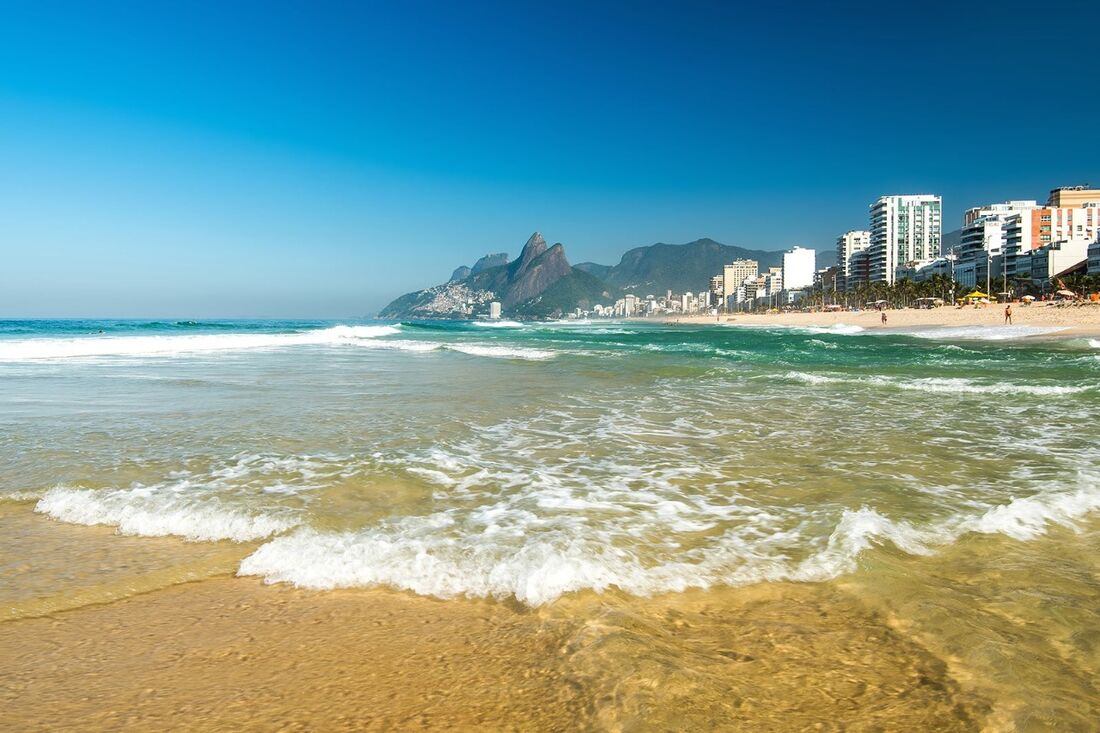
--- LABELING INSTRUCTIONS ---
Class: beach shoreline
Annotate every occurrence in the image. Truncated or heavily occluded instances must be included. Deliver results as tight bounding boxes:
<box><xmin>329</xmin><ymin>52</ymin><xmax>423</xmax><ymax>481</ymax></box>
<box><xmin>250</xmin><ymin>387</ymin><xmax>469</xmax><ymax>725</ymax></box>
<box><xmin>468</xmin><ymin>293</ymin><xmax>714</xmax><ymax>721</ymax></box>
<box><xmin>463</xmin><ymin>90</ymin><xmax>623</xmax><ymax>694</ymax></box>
<box><xmin>657</xmin><ymin>302</ymin><xmax>1100</xmax><ymax>338</ymax></box>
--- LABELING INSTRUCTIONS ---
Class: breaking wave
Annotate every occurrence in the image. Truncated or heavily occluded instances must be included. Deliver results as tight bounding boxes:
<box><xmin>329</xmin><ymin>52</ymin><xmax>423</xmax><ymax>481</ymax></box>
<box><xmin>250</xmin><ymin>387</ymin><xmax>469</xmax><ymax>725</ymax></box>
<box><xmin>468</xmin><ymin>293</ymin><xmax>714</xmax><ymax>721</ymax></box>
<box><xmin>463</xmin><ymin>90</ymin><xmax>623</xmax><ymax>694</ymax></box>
<box><xmin>237</xmin><ymin>473</ymin><xmax>1100</xmax><ymax>605</ymax></box>
<box><xmin>0</xmin><ymin>325</ymin><xmax>402</xmax><ymax>361</ymax></box>
<box><xmin>785</xmin><ymin>371</ymin><xmax>1090</xmax><ymax>396</ymax></box>
<box><xmin>906</xmin><ymin>325</ymin><xmax>1068</xmax><ymax>341</ymax></box>
<box><xmin>36</xmin><ymin>485</ymin><xmax>297</xmax><ymax>542</ymax></box>
<box><xmin>470</xmin><ymin>320</ymin><xmax>524</xmax><ymax>328</ymax></box>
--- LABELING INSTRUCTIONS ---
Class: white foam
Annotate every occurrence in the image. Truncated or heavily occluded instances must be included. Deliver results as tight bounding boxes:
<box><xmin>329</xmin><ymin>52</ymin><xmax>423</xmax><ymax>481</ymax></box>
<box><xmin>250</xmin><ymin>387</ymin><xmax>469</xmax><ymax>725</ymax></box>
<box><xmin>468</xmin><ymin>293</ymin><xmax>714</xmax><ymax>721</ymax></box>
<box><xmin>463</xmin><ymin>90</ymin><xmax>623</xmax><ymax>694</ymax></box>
<box><xmin>36</xmin><ymin>485</ymin><xmax>296</xmax><ymax>542</ymax></box>
<box><xmin>471</xmin><ymin>320</ymin><xmax>524</xmax><ymax>328</ymax></box>
<box><xmin>805</xmin><ymin>324</ymin><xmax>866</xmax><ymax>335</ymax></box>
<box><xmin>895</xmin><ymin>378</ymin><xmax>1088</xmax><ymax>396</ymax></box>
<box><xmin>238</xmin><ymin>477</ymin><xmax>1100</xmax><ymax>605</ymax></box>
<box><xmin>1089</xmin><ymin>339</ymin><xmax>1100</xmax><ymax>349</ymax></box>
<box><xmin>784</xmin><ymin>371</ymin><xmax>1089</xmax><ymax>396</ymax></box>
<box><xmin>445</xmin><ymin>344</ymin><xmax>555</xmax><ymax>360</ymax></box>
<box><xmin>907</xmin><ymin>325</ymin><xmax>1067</xmax><ymax>341</ymax></box>
<box><xmin>721</xmin><ymin>323</ymin><xmax>866</xmax><ymax>336</ymax></box>
<box><xmin>0</xmin><ymin>325</ymin><xmax>401</xmax><ymax>361</ymax></box>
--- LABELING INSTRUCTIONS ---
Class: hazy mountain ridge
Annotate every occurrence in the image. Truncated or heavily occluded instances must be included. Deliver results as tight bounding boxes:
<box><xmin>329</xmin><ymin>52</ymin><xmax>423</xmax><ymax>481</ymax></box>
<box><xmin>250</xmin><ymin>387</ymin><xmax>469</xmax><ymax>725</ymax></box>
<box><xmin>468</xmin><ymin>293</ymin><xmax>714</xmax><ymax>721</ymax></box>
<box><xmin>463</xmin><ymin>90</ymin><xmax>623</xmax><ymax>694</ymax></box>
<box><xmin>581</xmin><ymin>238</ymin><xmax>836</xmax><ymax>295</ymax></box>
<box><xmin>381</xmin><ymin>234</ymin><xmax>837</xmax><ymax>319</ymax></box>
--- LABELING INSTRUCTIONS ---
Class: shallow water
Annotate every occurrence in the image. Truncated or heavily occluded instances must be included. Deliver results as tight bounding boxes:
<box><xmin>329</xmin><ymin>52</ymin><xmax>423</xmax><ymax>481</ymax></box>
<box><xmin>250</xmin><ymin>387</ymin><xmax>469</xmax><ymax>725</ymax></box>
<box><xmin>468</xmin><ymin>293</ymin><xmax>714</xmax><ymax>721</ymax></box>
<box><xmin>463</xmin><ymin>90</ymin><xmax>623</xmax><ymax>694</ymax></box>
<box><xmin>2</xmin><ymin>318</ymin><xmax>1099</xmax><ymax>727</ymax></box>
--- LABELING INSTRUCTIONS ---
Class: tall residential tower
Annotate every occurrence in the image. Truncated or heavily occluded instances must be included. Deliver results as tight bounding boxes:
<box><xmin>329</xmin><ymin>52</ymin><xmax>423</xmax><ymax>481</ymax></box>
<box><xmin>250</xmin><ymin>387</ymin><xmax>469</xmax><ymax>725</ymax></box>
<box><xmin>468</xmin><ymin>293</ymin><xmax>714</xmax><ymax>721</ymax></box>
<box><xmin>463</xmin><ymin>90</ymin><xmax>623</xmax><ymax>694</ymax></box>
<box><xmin>836</xmin><ymin>230</ymin><xmax>870</xmax><ymax>291</ymax></box>
<box><xmin>868</xmin><ymin>195</ymin><xmax>942</xmax><ymax>284</ymax></box>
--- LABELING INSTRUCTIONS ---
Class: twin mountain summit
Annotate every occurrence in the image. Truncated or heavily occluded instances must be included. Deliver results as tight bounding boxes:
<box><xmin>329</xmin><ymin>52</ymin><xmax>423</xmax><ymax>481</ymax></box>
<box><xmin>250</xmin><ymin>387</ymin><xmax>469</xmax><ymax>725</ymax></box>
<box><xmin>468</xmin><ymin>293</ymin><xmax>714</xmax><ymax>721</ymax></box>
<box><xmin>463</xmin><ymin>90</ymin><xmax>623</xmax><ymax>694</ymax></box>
<box><xmin>380</xmin><ymin>232</ymin><xmax>842</xmax><ymax>320</ymax></box>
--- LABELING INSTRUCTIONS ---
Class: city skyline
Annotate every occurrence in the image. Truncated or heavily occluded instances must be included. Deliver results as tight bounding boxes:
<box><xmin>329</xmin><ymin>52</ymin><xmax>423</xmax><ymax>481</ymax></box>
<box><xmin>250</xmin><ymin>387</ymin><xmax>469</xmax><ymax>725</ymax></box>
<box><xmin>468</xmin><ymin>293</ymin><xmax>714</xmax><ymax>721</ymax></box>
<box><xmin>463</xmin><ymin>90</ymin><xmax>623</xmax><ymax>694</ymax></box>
<box><xmin>1</xmin><ymin>0</ymin><xmax>1097</xmax><ymax>317</ymax></box>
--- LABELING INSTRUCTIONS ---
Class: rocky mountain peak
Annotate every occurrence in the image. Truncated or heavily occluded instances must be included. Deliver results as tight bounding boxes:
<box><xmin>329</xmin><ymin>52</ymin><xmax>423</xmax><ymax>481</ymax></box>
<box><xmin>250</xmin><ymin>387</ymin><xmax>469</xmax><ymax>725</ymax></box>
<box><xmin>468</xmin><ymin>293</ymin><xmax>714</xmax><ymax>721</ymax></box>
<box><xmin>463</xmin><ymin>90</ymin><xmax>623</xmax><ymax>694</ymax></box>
<box><xmin>502</xmin><ymin>240</ymin><xmax>572</xmax><ymax>308</ymax></box>
<box><xmin>511</xmin><ymin>232</ymin><xmax>548</xmax><ymax>278</ymax></box>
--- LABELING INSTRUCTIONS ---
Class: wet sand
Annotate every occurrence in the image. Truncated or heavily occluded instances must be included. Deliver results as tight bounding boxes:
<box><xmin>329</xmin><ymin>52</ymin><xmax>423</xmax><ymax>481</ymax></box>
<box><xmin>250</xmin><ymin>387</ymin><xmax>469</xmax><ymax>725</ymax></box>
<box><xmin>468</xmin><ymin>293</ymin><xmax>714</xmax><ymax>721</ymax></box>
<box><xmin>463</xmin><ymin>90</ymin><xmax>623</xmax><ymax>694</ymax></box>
<box><xmin>0</xmin><ymin>506</ymin><xmax>985</xmax><ymax>731</ymax></box>
<box><xmin>0</xmin><ymin>574</ymin><xmax>984</xmax><ymax>732</ymax></box>
<box><xmin>664</xmin><ymin>302</ymin><xmax>1100</xmax><ymax>337</ymax></box>
<box><xmin>5</xmin><ymin>491</ymin><xmax>1100</xmax><ymax>730</ymax></box>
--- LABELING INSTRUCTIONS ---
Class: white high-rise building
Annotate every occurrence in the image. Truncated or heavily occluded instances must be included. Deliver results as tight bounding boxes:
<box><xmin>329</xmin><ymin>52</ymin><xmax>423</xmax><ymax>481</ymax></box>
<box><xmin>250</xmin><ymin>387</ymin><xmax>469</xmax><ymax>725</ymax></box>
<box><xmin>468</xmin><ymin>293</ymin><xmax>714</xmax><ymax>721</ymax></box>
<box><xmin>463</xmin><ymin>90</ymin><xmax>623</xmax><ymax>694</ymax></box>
<box><xmin>781</xmin><ymin>246</ymin><xmax>816</xmax><ymax>290</ymax></box>
<box><xmin>624</xmin><ymin>293</ymin><xmax>638</xmax><ymax>316</ymax></box>
<box><xmin>836</xmin><ymin>231</ymin><xmax>870</xmax><ymax>277</ymax></box>
<box><xmin>868</xmin><ymin>194</ymin><xmax>942</xmax><ymax>284</ymax></box>
<box><xmin>488</xmin><ymin>301</ymin><xmax>502</xmax><ymax>319</ymax></box>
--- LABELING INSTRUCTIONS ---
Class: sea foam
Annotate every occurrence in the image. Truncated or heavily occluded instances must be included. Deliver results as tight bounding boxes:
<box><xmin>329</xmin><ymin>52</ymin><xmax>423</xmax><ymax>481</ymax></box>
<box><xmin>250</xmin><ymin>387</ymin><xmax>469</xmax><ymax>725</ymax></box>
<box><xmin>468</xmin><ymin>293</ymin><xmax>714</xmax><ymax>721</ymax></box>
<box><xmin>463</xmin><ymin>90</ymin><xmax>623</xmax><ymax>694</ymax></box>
<box><xmin>0</xmin><ymin>325</ymin><xmax>401</xmax><ymax>361</ymax></box>
<box><xmin>906</xmin><ymin>325</ymin><xmax>1067</xmax><ymax>341</ymax></box>
<box><xmin>237</xmin><ymin>476</ymin><xmax>1100</xmax><ymax>605</ymax></box>
<box><xmin>784</xmin><ymin>371</ymin><xmax>1089</xmax><ymax>396</ymax></box>
<box><xmin>36</xmin><ymin>485</ymin><xmax>297</xmax><ymax>542</ymax></box>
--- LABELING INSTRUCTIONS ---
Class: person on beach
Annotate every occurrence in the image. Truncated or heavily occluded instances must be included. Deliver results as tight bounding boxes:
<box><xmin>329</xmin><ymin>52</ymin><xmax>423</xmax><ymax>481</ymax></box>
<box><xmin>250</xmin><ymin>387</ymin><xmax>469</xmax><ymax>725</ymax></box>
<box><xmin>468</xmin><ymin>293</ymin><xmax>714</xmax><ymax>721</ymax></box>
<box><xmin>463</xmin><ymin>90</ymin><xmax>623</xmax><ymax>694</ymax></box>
<box><xmin>1005</xmin><ymin>304</ymin><xmax>1012</xmax><ymax>324</ymax></box>
<box><xmin>881</xmin><ymin>311</ymin><xmax>887</xmax><ymax>325</ymax></box>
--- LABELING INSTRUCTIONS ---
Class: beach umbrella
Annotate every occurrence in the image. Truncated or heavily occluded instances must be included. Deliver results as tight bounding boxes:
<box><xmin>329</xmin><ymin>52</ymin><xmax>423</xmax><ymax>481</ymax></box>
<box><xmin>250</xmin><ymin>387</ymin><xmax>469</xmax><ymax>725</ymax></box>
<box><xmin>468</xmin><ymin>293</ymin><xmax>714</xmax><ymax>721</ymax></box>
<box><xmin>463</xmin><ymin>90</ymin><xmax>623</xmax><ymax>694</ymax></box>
<box><xmin>1021</xmin><ymin>295</ymin><xmax>1035</xmax><ymax>301</ymax></box>
<box><xmin>965</xmin><ymin>290</ymin><xmax>988</xmax><ymax>299</ymax></box>
<box><xmin>1056</xmin><ymin>289</ymin><xmax>1076</xmax><ymax>297</ymax></box>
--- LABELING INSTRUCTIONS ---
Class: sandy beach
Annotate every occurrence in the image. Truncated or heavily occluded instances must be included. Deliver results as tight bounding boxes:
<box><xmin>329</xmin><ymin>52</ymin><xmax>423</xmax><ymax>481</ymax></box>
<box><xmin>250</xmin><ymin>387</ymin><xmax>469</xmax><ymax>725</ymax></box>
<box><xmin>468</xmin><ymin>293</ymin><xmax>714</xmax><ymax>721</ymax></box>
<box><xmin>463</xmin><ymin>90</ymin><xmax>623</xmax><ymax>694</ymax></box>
<box><xmin>0</xmin><ymin>509</ymin><xmax>985</xmax><ymax>732</ymax></box>
<box><xmin>665</xmin><ymin>302</ymin><xmax>1100</xmax><ymax>337</ymax></box>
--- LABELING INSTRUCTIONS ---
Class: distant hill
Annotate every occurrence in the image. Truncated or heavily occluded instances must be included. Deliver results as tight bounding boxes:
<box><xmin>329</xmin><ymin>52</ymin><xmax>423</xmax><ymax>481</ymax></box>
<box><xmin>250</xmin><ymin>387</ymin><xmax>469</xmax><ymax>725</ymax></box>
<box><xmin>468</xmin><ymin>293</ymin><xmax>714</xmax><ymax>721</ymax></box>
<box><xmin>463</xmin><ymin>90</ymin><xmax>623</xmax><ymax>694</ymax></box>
<box><xmin>580</xmin><ymin>238</ymin><xmax>836</xmax><ymax>295</ymax></box>
<box><xmin>381</xmin><ymin>234</ymin><xmax>841</xmax><ymax>319</ymax></box>
<box><xmin>941</xmin><ymin>228</ymin><xmax>962</xmax><ymax>255</ymax></box>
<box><xmin>380</xmin><ymin>233</ymin><xmax>615</xmax><ymax>319</ymax></box>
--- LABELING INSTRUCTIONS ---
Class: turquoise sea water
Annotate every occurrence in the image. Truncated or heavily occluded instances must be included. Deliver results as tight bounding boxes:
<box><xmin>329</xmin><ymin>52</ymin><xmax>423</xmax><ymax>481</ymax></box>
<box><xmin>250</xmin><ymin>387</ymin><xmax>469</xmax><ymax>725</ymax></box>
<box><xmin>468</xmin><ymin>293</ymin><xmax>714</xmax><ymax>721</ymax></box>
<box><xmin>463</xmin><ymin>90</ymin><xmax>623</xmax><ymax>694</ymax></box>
<box><xmin>2</xmin><ymin>317</ymin><xmax>1099</xmax><ymax>598</ymax></box>
<box><xmin>3</xmin><ymin>317</ymin><xmax>1100</xmax><ymax>725</ymax></box>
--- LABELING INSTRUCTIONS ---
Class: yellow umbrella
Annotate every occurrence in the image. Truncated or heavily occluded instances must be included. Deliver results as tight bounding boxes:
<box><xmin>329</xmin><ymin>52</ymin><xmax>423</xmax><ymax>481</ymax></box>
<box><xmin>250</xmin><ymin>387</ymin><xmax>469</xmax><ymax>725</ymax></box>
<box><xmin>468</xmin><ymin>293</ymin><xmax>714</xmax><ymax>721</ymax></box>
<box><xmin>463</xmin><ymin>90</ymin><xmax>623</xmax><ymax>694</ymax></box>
<box><xmin>965</xmin><ymin>290</ymin><xmax>988</xmax><ymax>299</ymax></box>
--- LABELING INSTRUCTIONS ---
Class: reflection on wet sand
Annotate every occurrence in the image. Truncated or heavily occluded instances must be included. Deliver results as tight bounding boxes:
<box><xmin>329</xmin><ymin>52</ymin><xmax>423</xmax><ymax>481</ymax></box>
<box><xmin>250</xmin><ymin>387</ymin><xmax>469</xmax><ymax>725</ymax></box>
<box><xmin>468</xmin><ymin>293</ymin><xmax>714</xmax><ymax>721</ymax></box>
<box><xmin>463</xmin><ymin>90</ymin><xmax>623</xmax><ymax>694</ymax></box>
<box><xmin>1</xmin><ymin>576</ymin><xmax>980</xmax><ymax>731</ymax></box>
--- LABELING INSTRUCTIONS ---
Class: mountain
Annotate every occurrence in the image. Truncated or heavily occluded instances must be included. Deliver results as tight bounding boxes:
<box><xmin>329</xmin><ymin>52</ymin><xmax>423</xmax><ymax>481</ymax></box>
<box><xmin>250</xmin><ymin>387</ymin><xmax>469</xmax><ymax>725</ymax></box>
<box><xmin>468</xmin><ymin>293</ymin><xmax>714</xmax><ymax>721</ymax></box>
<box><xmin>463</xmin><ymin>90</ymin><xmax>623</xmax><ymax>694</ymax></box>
<box><xmin>380</xmin><ymin>232</ymin><xmax>614</xmax><ymax>319</ymax></box>
<box><xmin>942</xmin><ymin>228</ymin><xmax>962</xmax><ymax>254</ymax></box>
<box><xmin>471</xmin><ymin>252</ymin><xmax>509</xmax><ymax>274</ymax></box>
<box><xmin>449</xmin><ymin>265</ymin><xmax>472</xmax><ymax>281</ymax></box>
<box><xmin>581</xmin><ymin>238</ymin><xmax>837</xmax><ymax>295</ymax></box>
<box><xmin>574</xmin><ymin>262</ymin><xmax>612</xmax><ymax>281</ymax></box>
<box><xmin>511</xmin><ymin>269</ymin><xmax>618</xmax><ymax>318</ymax></box>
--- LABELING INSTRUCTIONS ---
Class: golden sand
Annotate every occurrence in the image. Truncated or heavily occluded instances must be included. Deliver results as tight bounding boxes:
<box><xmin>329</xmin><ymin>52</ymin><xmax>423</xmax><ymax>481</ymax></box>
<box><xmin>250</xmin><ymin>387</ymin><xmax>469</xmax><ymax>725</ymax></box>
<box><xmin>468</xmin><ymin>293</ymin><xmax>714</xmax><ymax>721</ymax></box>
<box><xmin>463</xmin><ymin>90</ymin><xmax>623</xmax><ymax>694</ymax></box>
<box><xmin>0</xmin><ymin>575</ymin><xmax>990</xmax><ymax>732</ymax></box>
<box><xmin>6</xmin><ymin>501</ymin><xmax>1100</xmax><ymax>730</ymax></box>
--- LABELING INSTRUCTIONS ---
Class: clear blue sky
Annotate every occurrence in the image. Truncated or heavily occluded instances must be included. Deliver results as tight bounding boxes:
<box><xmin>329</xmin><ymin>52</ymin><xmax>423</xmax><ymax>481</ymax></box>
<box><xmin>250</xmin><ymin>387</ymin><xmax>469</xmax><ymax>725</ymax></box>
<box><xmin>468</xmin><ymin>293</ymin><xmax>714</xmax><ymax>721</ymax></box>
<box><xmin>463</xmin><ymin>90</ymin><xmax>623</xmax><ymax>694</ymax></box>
<box><xmin>1</xmin><ymin>0</ymin><xmax>1096</xmax><ymax>317</ymax></box>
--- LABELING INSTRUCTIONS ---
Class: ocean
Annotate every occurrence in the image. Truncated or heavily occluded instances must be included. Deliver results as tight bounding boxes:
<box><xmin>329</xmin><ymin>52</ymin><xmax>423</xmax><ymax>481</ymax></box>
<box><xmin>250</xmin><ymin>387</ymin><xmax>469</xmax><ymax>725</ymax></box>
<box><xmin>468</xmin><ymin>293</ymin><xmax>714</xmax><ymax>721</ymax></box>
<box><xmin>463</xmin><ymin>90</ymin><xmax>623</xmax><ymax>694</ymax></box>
<box><xmin>2</xmin><ymin>318</ymin><xmax>1099</xmax><ymax>727</ymax></box>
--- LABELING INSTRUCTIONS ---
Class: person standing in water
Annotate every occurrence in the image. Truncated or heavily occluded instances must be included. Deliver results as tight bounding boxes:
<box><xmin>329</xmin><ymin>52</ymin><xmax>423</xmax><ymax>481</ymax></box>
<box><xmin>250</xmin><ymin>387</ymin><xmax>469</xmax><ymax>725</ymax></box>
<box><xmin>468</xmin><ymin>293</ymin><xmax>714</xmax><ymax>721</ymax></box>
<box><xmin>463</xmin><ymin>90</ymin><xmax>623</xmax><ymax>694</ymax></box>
<box><xmin>1005</xmin><ymin>304</ymin><xmax>1012</xmax><ymax>324</ymax></box>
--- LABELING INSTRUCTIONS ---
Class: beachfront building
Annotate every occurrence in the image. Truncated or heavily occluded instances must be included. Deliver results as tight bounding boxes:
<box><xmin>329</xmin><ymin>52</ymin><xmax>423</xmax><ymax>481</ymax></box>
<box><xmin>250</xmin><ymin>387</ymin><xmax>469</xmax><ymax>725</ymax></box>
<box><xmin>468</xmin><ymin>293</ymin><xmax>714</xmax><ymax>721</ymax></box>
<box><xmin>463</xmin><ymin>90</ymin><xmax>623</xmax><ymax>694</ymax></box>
<box><xmin>868</xmin><ymin>194</ymin><xmax>942</xmax><ymax>284</ymax></box>
<box><xmin>489</xmin><ymin>301</ymin><xmax>502</xmax><ymax>319</ymax></box>
<box><xmin>1089</xmin><ymin>240</ymin><xmax>1100</xmax><ymax>275</ymax></box>
<box><xmin>835</xmin><ymin>230</ymin><xmax>870</xmax><ymax>291</ymax></box>
<box><xmin>1003</xmin><ymin>204</ymin><xmax>1100</xmax><ymax>279</ymax></box>
<box><xmin>955</xmin><ymin>201</ymin><xmax>1038</xmax><ymax>289</ymax></box>
<box><xmin>722</xmin><ymin>259</ymin><xmax>758</xmax><ymax>308</ymax></box>
<box><xmin>846</xmin><ymin>249</ymin><xmax>870</xmax><ymax>290</ymax></box>
<box><xmin>895</xmin><ymin>257</ymin><xmax>952</xmax><ymax>283</ymax></box>
<box><xmin>781</xmin><ymin>246</ymin><xmax>816</xmax><ymax>290</ymax></box>
<box><xmin>1014</xmin><ymin>239</ymin><xmax>1092</xmax><ymax>285</ymax></box>
<box><xmin>1048</xmin><ymin>185</ymin><xmax>1100</xmax><ymax>208</ymax></box>
<box><xmin>624</xmin><ymin>294</ymin><xmax>638</xmax><ymax>316</ymax></box>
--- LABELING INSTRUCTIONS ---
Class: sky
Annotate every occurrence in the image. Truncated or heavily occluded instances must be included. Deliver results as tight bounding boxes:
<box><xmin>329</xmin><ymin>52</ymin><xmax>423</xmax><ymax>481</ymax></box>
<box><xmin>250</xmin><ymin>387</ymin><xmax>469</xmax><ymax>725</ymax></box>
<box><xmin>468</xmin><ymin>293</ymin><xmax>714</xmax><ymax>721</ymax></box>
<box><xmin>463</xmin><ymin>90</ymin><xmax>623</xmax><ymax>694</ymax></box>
<box><xmin>1</xmin><ymin>0</ymin><xmax>1097</xmax><ymax>317</ymax></box>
